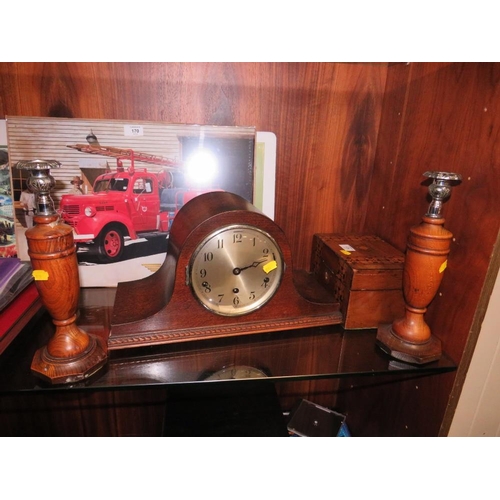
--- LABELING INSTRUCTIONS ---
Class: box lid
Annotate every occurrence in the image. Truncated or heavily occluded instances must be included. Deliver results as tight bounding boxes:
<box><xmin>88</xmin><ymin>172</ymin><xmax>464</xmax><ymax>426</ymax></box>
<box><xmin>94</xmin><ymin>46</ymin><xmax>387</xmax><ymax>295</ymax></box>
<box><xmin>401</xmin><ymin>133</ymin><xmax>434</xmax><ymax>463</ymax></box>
<box><xmin>315</xmin><ymin>234</ymin><xmax>405</xmax><ymax>271</ymax></box>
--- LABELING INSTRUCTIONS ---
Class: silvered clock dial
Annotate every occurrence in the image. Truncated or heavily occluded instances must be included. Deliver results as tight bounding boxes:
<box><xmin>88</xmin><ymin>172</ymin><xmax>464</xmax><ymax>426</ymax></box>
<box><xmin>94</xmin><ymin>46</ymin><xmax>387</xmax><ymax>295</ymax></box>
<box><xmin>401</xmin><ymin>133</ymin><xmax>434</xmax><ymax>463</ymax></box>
<box><xmin>189</xmin><ymin>224</ymin><xmax>284</xmax><ymax>316</ymax></box>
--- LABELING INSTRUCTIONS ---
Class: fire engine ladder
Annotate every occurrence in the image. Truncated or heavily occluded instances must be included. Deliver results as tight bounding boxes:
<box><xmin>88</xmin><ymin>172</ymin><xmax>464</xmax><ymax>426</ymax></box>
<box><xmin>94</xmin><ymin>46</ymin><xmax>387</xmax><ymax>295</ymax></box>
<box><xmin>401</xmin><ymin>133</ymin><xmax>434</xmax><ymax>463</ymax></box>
<box><xmin>67</xmin><ymin>144</ymin><xmax>180</xmax><ymax>170</ymax></box>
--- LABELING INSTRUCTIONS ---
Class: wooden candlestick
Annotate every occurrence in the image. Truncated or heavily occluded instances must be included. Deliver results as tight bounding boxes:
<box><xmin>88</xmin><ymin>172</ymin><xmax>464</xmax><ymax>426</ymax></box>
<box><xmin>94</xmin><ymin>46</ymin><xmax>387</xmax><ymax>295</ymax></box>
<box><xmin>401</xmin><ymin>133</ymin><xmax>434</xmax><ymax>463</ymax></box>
<box><xmin>16</xmin><ymin>160</ymin><xmax>107</xmax><ymax>384</ymax></box>
<box><xmin>376</xmin><ymin>171</ymin><xmax>461</xmax><ymax>364</ymax></box>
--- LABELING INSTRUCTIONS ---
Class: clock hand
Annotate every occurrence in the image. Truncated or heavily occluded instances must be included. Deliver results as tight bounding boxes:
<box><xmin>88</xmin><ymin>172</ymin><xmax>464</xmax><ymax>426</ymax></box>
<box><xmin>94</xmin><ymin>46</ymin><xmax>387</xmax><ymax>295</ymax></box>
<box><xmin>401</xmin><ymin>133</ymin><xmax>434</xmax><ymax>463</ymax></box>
<box><xmin>233</xmin><ymin>258</ymin><xmax>267</xmax><ymax>275</ymax></box>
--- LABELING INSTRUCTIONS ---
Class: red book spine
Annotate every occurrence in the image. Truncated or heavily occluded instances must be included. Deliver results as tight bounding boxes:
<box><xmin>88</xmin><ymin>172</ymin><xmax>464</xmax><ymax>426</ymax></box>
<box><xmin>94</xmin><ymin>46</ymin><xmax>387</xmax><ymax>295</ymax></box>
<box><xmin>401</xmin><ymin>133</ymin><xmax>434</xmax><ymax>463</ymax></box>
<box><xmin>0</xmin><ymin>283</ymin><xmax>42</xmax><ymax>354</ymax></box>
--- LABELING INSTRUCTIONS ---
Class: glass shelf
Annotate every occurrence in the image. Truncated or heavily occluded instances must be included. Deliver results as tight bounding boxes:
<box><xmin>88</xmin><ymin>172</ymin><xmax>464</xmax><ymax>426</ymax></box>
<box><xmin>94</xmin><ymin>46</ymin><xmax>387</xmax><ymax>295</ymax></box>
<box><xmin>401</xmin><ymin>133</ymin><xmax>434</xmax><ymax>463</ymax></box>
<box><xmin>0</xmin><ymin>287</ymin><xmax>456</xmax><ymax>394</ymax></box>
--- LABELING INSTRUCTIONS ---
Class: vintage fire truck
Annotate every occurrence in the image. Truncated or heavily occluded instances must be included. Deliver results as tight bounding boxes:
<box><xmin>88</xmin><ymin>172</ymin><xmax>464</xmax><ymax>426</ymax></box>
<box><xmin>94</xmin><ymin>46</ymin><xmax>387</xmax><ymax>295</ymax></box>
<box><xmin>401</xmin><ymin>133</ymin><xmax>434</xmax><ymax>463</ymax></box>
<box><xmin>59</xmin><ymin>139</ymin><xmax>213</xmax><ymax>263</ymax></box>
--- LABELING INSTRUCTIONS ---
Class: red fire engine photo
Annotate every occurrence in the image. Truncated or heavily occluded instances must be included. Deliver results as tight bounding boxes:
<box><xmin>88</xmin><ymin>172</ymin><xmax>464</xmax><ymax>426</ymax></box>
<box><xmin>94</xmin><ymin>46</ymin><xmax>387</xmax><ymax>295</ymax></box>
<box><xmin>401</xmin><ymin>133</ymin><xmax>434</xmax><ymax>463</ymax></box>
<box><xmin>60</xmin><ymin>132</ymin><xmax>219</xmax><ymax>263</ymax></box>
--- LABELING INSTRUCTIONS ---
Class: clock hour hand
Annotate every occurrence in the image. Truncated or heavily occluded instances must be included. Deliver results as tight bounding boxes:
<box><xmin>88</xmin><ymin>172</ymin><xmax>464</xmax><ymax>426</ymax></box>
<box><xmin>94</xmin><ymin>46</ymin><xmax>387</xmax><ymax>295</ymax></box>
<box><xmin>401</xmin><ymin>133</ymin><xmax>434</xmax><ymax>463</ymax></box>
<box><xmin>233</xmin><ymin>258</ymin><xmax>267</xmax><ymax>275</ymax></box>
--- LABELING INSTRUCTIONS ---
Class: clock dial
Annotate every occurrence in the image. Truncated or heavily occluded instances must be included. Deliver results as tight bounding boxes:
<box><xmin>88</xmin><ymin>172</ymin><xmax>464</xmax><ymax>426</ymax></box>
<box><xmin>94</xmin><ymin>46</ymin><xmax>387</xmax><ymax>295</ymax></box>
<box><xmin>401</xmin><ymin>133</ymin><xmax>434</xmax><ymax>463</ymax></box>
<box><xmin>189</xmin><ymin>224</ymin><xmax>284</xmax><ymax>316</ymax></box>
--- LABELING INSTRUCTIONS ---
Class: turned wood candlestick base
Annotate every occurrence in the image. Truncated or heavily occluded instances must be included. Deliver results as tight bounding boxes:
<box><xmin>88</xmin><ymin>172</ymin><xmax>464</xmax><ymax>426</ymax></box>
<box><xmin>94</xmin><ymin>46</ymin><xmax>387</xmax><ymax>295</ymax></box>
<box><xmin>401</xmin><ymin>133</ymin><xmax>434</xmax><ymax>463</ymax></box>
<box><xmin>27</xmin><ymin>214</ymin><xmax>107</xmax><ymax>384</ymax></box>
<box><xmin>376</xmin><ymin>171</ymin><xmax>461</xmax><ymax>364</ymax></box>
<box><xmin>31</xmin><ymin>323</ymin><xmax>107</xmax><ymax>385</ymax></box>
<box><xmin>376</xmin><ymin>321</ymin><xmax>443</xmax><ymax>364</ymax></box>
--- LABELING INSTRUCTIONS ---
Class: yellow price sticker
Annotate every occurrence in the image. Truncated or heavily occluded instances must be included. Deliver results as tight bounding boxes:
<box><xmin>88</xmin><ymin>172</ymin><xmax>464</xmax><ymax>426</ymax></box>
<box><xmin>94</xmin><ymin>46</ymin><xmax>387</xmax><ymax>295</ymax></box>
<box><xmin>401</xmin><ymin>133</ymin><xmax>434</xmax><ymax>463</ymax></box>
<box><xmin>263</xmin><ymin>260</ymin><xmax>278</xmax><ymax>274</ymax></box>
<box><xmin>32</xmin><ymin>269</ymin><xmax>49</xmax><ymax>281</ymax></box>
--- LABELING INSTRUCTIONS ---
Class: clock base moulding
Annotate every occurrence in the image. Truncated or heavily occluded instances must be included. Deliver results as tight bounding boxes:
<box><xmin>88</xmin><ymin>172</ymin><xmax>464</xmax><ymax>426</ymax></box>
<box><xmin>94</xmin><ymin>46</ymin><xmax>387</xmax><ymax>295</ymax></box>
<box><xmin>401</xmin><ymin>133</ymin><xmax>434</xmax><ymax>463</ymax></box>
<box><xmin>109</xmin><ymin>191</ymin><xmax>342</xmax><ymax>351</ymax></box>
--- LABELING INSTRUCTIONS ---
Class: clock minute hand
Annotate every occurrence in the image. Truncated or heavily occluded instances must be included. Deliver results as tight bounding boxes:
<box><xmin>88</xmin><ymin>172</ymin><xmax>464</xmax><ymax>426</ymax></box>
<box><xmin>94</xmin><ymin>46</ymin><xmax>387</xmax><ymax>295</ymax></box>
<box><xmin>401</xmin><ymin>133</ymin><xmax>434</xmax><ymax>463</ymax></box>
<box><xmin>233</xmin><ymin>258</ymin><xmax>267</xmax><ymax>275</ymax></box>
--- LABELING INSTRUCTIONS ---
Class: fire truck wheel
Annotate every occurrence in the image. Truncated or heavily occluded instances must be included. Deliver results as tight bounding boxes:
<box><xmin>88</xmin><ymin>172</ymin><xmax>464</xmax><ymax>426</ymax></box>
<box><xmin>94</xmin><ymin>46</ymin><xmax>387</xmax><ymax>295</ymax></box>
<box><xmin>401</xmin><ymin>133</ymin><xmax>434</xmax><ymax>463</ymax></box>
<box><xmin>97</xmin><ymin>224</ymin><xmax>125</xmax><ymax>262</ymax></box>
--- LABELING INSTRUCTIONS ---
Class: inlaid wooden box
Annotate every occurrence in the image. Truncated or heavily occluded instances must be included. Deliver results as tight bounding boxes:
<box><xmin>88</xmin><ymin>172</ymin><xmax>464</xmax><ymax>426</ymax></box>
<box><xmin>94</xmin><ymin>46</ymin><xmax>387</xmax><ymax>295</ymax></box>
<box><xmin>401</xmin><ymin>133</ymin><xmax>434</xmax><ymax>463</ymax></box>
<box><xmin>311</xmin><ymin>234</ymin><xmax>405</xmax><ymax>329</ymax></box>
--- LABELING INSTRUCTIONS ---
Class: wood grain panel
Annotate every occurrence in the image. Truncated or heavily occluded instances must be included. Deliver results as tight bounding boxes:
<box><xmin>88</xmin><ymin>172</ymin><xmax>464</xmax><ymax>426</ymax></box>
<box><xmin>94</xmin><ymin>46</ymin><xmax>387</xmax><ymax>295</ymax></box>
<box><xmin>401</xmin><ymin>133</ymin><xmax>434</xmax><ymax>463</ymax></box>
<box><xmin>255</xmin><ymin>63</ymin><xmax>388</xmax><ymax>269</ymax></box>
<box><xmin>364</xmin><ymin>61</ymin><xmax>412</xmax><ymax>244</ymax></box>
<box><xmin>1</xmin><ymin>63</ymin><xmax>256</xmax><ymax>123</ymax></box>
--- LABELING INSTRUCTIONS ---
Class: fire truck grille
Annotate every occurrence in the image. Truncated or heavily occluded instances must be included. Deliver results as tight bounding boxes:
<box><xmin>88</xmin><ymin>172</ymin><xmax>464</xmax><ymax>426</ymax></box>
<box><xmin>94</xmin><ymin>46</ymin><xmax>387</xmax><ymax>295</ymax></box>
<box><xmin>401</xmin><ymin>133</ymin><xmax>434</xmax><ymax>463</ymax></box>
<box><xmin>62</xmin><ymin>205</ymin><xmax>80</xmax><ymax>215</ymax></box>
<box><xmin>96</xmin><ymin>206</ymin><xmax>115</xmax><ymax>211</ymax></box>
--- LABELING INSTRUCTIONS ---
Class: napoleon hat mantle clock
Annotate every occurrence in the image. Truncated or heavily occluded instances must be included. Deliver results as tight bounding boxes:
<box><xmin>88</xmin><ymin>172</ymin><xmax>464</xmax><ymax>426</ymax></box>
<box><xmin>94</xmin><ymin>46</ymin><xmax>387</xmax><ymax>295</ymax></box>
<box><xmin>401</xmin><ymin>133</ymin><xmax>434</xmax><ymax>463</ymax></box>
<box><xmin>109</xmin><ymin>191</ymin><xmax>343</xmax><ymax>350</ymax></box>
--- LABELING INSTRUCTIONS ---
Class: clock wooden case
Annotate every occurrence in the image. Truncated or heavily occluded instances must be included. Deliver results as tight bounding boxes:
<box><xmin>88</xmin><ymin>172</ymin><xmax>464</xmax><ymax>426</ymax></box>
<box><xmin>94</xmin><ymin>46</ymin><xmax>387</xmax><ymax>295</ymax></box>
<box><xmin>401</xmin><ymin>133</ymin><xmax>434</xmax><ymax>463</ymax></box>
<box><xmin>109</xmin><ymin>191</ymin><xmax>342</xmax><ymax>350</ymax></box>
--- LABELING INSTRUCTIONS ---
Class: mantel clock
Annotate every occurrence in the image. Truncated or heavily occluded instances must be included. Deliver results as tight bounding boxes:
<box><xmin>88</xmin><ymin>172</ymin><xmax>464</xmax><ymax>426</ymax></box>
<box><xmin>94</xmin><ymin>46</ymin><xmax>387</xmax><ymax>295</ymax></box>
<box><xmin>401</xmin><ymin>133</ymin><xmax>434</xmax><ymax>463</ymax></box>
<box><xmin>109</xmin><ymin>191</ymin><xmax>342</xmax><ymax>350</ymax></box>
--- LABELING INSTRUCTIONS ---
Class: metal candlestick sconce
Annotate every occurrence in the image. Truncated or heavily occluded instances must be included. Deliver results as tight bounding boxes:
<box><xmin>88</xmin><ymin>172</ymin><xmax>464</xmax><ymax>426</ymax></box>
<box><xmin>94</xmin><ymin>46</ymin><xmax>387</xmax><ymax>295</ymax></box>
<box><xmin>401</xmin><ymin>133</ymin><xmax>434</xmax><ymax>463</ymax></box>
<box><xmin>16</xmin><ymin>159</ymin><xmax>107</xmax><ymax>384</ymax></box>
<box><xmin>376</xmin><ymin>171</ymin><xmax>462</xmax><ymax>364</ymax></box>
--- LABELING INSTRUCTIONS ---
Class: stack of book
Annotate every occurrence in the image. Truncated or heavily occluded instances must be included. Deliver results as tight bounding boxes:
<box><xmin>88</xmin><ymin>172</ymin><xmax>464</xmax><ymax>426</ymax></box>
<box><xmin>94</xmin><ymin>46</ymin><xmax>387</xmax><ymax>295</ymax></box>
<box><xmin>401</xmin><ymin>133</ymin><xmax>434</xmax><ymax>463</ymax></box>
<box><xmin>0</xmin><ymin>258</ymin><xmax>33</xmax><ymax>312</ymax></box>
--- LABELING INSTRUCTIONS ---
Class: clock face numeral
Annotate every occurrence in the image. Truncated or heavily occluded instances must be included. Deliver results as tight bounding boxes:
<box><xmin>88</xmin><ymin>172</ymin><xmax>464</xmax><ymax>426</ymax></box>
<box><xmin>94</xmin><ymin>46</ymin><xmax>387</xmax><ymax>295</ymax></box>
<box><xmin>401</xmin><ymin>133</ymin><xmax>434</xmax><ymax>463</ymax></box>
<box><xmin>189</xmin><ymin>224</ymin><xmax>284</xmax><ymax>316</ymax></box>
